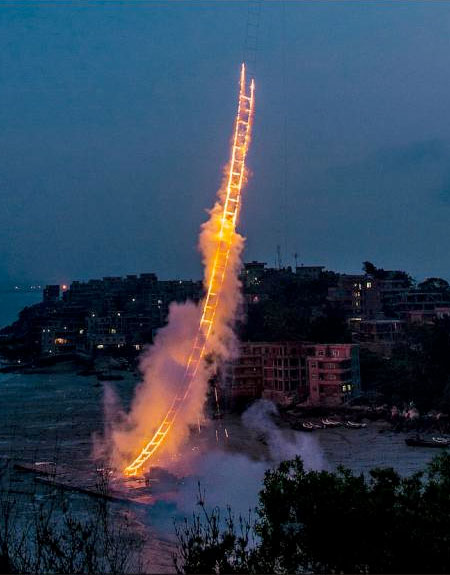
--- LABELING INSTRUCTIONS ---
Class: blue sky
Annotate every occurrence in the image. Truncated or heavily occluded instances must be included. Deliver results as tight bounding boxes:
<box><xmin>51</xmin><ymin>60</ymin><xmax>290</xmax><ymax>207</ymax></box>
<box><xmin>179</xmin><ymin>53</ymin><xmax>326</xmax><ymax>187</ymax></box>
<box><xmin>1</xmin><ymin>1</ymin><xmax>449</xmax><ymax>283</ymax></box>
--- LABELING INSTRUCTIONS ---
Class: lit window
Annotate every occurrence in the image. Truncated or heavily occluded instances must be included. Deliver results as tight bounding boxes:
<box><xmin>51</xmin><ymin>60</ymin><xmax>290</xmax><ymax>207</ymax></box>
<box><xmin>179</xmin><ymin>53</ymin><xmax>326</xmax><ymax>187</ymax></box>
<box><xmin>367</xmin><ymin>282</ymin><xmax>372</xmax><ymax>288</ymax></box>
<box><xmin>97</xmin><ymin>344</ymin><xmax>104</xmax><ymax>349</ymax></box>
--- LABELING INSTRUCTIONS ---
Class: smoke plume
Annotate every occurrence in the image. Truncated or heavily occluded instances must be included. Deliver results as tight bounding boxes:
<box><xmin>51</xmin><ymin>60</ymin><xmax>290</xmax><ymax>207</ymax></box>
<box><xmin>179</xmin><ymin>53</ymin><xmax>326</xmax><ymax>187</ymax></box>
<box><xmin>101</xmin><ymin>65</ymin><xmax>254</xmax><ymax>473</ymax></box>
<box><xmin>106</xmin><ymin>170</ymin><xmax>245</xmax><ymax>470</ymax></box>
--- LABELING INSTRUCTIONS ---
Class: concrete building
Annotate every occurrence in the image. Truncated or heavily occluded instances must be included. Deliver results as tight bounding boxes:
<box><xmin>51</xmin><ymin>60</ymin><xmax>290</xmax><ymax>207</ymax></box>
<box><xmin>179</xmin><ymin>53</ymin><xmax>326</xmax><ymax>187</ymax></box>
<box><xmin>327</xmin><ymin>271</ymin><xmax>414</xmax><ymax>320</ymax></box>
<box><xmin>377</xmin><ymin>273</ymin><xmax>412</xmax><ymax>309</ymax></box>
<box><xmin>391</xmin><ymin>291</ymin><xmax>450</xmax><ymax>322</ymax></box>
<box><xmin>228</xmin><ymin>341</ymin><xmax>360</xmax><ymax>407</ymax></box>
<box><xmin>436</xmin><ymin>307</ymin><xmax>450</xmax><ymax>320</ymax></box>
<box><xmin>241</xmin><ymin>261</ymin><xmax>267</xmax><ymax>289</ymax></box>
<box><xmin>40</xmin><ymin>311</ymin><xmax>86</xmax><ymax>355</ymax></box>
<box><xmin>295</xmin><ymin>265</ymin><xmax>325</xmax><ymax>281</ymax></box>
<box><xmin>306</xmin><ymin>343</ymin><xmax>360</xmax><ymax>407</ymax></box>
<box><xmin>327</xmin><ymin>274</ymin><xmax>367</xmax><ymax>317</ymax></box>
<box><xmin>43</xmin><ymin>285</ymin><xmax>60</xmax><ymax>304</ymax></box>
<box><xmin>349</xmin><ymin>318</ymin><xmax>405</xmax><ymax>357</ymax></box>
<box><xmin>40</xmin><ymin>273</ymin><xmax>203</xmax><ymax>355</ymax></box>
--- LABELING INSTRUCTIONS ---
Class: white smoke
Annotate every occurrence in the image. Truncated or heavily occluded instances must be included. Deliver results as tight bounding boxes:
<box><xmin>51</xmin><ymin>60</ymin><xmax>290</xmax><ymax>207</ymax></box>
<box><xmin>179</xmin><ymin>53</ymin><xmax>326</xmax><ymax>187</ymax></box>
<box><xmin>242</xmin><ymin>400</ymin><xmax>326</xmax><ymax>470</ymax></box>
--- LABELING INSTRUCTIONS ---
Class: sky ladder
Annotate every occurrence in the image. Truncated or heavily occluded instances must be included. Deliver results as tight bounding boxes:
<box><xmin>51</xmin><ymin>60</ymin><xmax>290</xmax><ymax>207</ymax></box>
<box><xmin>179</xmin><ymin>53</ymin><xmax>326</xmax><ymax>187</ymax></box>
<box><xmin>124</xmin><ymin>64</ymin><xmax>255</xmax><ymax>476</ymax></box>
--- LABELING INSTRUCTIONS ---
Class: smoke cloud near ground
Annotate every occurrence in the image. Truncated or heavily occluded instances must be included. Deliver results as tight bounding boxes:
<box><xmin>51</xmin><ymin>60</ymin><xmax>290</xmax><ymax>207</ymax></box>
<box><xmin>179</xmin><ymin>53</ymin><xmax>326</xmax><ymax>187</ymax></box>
<box><xmin>152</xmin><ymin>400</ymin><xmax>326</xmax><ymax>532</ymax></box>
<box><xmin>242</xmin><ymin>400</ymin><xmax>326</xmax><ymax>469</ymax></box>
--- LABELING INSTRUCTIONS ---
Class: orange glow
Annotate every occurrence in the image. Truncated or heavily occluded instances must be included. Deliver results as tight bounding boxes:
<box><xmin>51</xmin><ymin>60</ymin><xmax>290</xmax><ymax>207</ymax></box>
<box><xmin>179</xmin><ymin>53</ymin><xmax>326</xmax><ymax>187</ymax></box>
<box><xmin>61</xmin><ymin>284</ymin><xmax>68</xmax><ymax>291</ymax></box>
<box><xmin>124</xmin><ymin>64</ymin><xmax>255</xmax><ymax>476</ymax></box>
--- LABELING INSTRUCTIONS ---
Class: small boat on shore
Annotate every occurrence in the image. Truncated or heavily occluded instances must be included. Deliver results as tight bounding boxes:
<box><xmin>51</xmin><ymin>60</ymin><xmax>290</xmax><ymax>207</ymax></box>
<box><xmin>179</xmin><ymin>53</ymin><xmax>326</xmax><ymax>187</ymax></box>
<box><xmin>301</xmin><ymin>422</ymin><xmax>315</xmax><ymax>431</ymax></box>
<box><xmin>301</xmin><ymin>421</ymin><xmax>323</xmax><ymax>431</ymax></box>
<box><xmin>322</xmin><ymin>418</ymin><xmax>342</xmax><ymax>427</ymax></box>
<box><xmin>405</xmin><ymin>435</ymin><xmax>450</xmax><ymax>448</ymax></box>
<box><xmin>433</xmin><ymin>436</ymin><xmax>450</xmax><ymax>444</ymax></box>
<box><xmin>345</xmin><ymin>421</ymin><xmax>367</xmax><ymax>429</ymax></box>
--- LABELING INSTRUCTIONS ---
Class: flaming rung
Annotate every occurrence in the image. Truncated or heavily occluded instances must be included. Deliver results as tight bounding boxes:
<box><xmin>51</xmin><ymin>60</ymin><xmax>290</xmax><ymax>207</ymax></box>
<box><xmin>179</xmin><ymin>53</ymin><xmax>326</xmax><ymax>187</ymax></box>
<box><xmin>123</xmin><ymin>64</ymin><xmax>254</xmax><ymax>476</ymax></box>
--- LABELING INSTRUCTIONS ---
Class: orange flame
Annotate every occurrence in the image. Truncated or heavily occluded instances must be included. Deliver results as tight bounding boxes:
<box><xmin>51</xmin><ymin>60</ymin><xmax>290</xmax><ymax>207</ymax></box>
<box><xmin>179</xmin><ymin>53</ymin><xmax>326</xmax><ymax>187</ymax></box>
<box><xmin>123</xmin><ymin>64</ymin><xmax>255</xmax><ymax>476</ymax></box>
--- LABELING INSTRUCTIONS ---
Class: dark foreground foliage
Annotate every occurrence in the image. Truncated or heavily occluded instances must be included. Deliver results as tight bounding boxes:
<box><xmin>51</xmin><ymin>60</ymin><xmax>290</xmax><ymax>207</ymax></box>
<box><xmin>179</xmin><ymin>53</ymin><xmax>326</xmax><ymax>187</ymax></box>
<box><xmin>175</xmin><ymin>453</ymin><xmax>450</xmax><ymax>574</ymax></box>
<box><xmin>0</xmin><ymin>470</ymin><xmax>145</xmax><ymax>574</ymax></box>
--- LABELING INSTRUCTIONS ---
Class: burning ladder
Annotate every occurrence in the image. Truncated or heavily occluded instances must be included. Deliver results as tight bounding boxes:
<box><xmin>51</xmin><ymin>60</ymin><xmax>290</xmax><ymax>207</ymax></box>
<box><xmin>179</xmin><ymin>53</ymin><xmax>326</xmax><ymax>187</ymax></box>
<box><xmin>124</xmin><ymin>64</ymin><xmax>255</xmax><ymax>476</ymax></box>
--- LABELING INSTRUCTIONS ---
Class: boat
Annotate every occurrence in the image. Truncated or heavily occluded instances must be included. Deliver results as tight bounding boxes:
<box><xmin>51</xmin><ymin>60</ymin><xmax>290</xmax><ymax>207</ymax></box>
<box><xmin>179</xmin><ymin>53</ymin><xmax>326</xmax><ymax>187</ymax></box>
<box><xmin>300</xmin><ymin>422</ymin><xmax>315</xmax><ymax>432</ymax></box>
<box><xmin>345</xmin><ymin>421</ymin><xmax>367</xmax><ymax>429</ymax></box>
<box><xmin>432</xmin><ymin>436</ymin><xmax>450</xmax><ymax>444</ymax></box>
<box><xmin>322</xmin><ymin>418</ymin><xmax>342</xmax><ymax>427</ymax></box>
<box><xmin>405</xmin><ymin>435</ymin><xmax>450</xmax><ymax>448</ymax></box>
<box><xmin>306</xmin><ymin>421</ymin><xmax>324</xmax><ymax>430</ymax></box>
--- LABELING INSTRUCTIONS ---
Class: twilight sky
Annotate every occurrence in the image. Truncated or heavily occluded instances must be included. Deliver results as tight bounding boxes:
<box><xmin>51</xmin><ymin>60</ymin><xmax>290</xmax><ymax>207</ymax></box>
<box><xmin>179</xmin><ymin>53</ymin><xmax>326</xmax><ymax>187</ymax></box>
<box><xmin>1</xmin><ymin>1</ymin><xmax>450</xmax><ymax>284</ymax></box>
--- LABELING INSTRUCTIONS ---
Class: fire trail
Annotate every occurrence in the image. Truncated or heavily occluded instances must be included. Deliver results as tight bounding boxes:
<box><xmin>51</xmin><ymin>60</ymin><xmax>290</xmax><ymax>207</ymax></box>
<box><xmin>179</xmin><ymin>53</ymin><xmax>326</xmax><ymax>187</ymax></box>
<box><xmin>124</xmin><ymin>64</ymin><xmax>255</xmax><ymax>477</ymax></box>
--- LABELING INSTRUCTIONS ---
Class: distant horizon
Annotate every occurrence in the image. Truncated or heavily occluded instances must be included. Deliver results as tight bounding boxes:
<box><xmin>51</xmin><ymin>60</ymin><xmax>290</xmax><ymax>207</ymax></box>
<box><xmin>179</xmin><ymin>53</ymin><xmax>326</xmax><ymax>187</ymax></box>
<box><xmin>2</xmin><ymin>256</ymin><xmax>449</xmax><ymax>288</ymax></box>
